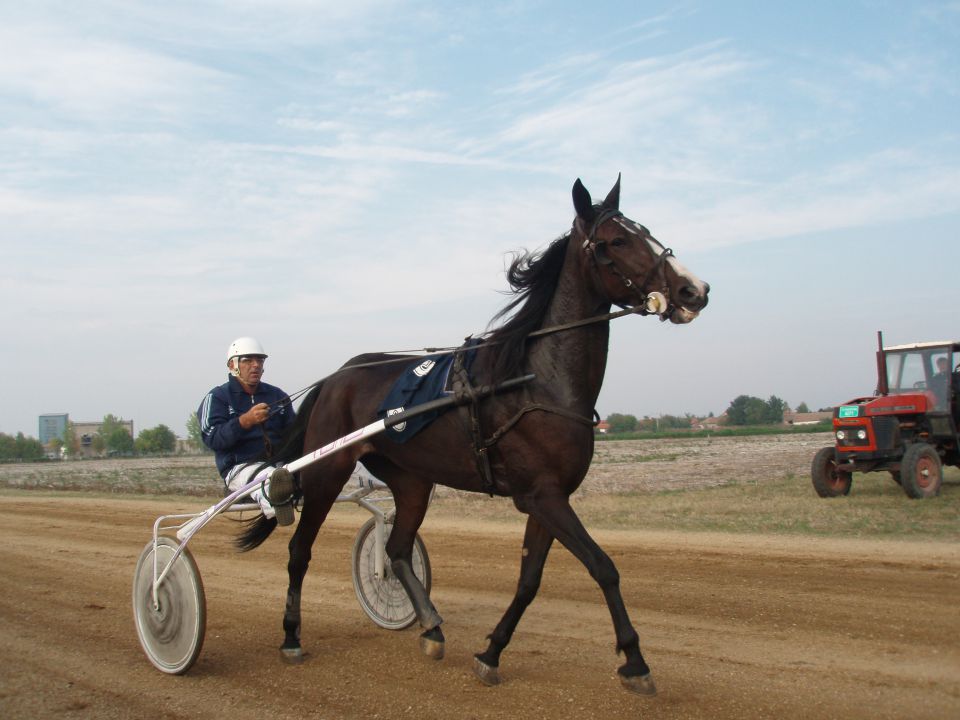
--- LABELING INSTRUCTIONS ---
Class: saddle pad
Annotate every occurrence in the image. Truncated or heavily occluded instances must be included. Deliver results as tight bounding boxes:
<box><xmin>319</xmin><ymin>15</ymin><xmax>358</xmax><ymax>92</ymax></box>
<box><xmin>377</xmin><ymin>344</ymin><xmax>478</xmax><ymax>443</ymax></box>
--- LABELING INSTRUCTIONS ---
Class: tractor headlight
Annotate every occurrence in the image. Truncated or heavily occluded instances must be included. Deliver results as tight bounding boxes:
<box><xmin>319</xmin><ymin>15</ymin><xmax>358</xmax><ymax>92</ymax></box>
<box><xmin>836</xmin><ymin>430</ymin><xmax>846</xmax><ymax>441</ymax></box>
<box><xmin>856</xmin><ymin>429</ymin><xmax>867</xmax><ymax>440</ymax></box>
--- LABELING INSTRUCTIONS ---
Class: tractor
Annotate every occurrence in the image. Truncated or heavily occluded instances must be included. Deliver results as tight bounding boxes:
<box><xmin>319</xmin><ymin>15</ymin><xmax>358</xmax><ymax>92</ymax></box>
<box><xmin>812</xmin><ymin>332</ymin><xmax>960</xmax><ymax>499</ymax></box>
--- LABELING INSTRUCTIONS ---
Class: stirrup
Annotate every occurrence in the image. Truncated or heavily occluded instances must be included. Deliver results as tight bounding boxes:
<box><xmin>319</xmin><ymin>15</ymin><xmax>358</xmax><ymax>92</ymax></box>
<box><xmin>268</xmin><ymin>467</ymin><xmax>295</xmax><ymax>527</ymax></box>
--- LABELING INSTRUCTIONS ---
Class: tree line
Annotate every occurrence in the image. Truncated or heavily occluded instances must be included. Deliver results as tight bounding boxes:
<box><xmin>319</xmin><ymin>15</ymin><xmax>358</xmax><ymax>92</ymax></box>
<box><xmin>603</xmin><ymin>395</ymin><xmax>815</xmax><ymax>434</ymax></box>
<box><xmin>0</xmin><ymin>415</ymin><xmax>185</xmax><ymax>461</ymax></box>
<box><xmin>53</xmin><ymin>414</ymin><xmax>179</xmax><ymax>457</ymax></box>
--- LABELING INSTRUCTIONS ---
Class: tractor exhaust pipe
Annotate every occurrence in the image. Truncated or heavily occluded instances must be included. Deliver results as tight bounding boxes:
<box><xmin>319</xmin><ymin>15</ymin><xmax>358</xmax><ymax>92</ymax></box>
<box><xmin>875</xmin><ymin>330</ymin><xmax>889</xmax><ymax>396</ymax></box>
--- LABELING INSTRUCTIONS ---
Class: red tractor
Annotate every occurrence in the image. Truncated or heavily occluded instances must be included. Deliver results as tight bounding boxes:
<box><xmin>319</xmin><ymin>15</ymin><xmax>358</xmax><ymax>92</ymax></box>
<box><xmin>812</xmin><ymin>332</ymin><xmax>960</xmax><ymax>499</ymax></box>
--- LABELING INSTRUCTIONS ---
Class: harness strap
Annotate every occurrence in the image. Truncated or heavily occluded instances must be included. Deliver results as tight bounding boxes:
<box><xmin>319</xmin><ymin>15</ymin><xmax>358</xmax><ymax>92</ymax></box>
<box><xmin>450</xmin><ymin>345</ymin><xmax>498</xmax><ymax>496</ymax></box>
<box><xmin>483</xmin><ymin>404</ymin><xmax>596</xmax><ymax>448</ymax></box>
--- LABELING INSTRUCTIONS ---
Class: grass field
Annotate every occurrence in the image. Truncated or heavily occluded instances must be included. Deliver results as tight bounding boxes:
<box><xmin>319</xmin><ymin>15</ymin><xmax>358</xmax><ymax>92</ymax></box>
<box><xmin>2</xmin><ymin>435</ymin><xmax>958</xmax><ymax>541</ymax></box>
<box><xmin>428</xmin><ymin>467</ymin><xmax>960</xmax><ymax>541</ymax></box>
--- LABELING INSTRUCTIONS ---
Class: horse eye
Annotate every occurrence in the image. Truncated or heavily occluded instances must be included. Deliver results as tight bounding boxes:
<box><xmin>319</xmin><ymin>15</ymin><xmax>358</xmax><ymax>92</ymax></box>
<box><xmin>610</xmin><ymin>237</ymin><xmax>626</xmax><ymax>247</ymax></box>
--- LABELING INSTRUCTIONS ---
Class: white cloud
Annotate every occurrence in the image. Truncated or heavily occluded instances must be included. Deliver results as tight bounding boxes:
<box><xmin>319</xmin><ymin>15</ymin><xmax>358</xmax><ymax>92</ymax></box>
<box><xmin>0</xmin><ymin>25</ymin><xmax>229</xmax><ymax>123</ymax></box>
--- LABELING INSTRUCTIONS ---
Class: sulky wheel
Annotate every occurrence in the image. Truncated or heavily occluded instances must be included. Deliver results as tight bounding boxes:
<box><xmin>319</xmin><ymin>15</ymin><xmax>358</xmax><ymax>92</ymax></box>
<box><xmin>900</xmin><ymin>443</ymin><xmax>943</xmax><ymax>499</ymax></box>
<box><xmin>811</xmin><ymin>446</ymin><xmax>852</xmax><ymax>497</ymax></box>
<box><xmin>352</xmin><ymin>517</ymin><xmax>431</xmax><ymax>630</ymax></box>
<box><xmin>132</xmin><ymin>536</ymin><xmax>206</xmax><ymax>674</ymax></box>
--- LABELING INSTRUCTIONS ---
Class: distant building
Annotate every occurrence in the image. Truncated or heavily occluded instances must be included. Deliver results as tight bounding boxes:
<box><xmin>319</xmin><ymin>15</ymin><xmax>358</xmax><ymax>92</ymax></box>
<box><xmin>701</xmin><ymin>414</ymin><xmax>726</xmax><ymax>430</ymax></box>
<box><xmin>72</xmin><ymin>419</ymin><xmax>134</xmax><ymax>458</ymax></box>
<box><xmin>40</xmin><ymin>414</ymin><xmax>136</xmax><ymax>458</ymax></box>
<box><xmin>783</xmin><ymin>410</ymin><xmax>832</xmax><ymax>426</ymax></box>
<box><xmin>39</xmin><ymin>413</ymin><xmax>69</xmax><ymax>445</ymax></box>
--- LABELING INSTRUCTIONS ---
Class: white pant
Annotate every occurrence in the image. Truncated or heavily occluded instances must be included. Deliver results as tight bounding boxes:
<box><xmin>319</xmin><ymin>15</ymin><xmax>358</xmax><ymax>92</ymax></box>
<box><xmin>225</xmin><ymin>461</ymin><xmax>386</xmax><ymax>518</ymax></box>
<box><xmin>225</xmin><ymin>463</ymin><xmax>278</xmax><ymax>518</ymax></box>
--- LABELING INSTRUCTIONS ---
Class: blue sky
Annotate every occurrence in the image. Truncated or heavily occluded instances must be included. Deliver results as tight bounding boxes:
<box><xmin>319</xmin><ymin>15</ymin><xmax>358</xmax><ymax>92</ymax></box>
<box><xmin>3</xmin><ymin>0</ymin><xmax>959</xmax><ymax>439</ymax></box>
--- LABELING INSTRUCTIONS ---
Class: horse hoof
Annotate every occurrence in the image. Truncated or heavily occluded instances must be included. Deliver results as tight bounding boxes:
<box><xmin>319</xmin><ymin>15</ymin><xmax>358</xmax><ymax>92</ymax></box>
<box><xmin>473</xmin><ymin>657</ymin><xmax>501</xmax><ymax>686</ymax></box>
<box><xmin>280</xmin><ymin>647</ymin><xmax>304</xmax><ymax>665</ymax></box>
<box><xmin>620</xmin><ymin>672</ymin><xmax>657</xmax><ymax>696</ymax></box>
<box><xmin>419</xmin><ymin>635</ymin><xmax>445</xmax><ymax>660</ymax></box>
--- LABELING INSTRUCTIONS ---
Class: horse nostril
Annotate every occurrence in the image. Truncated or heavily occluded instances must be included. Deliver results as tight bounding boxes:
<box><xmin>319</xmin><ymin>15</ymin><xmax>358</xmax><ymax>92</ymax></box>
<box><xmin>679</xmin><ymin>283</ymin><xmax>709</xmax><ymax>308</ymax></box>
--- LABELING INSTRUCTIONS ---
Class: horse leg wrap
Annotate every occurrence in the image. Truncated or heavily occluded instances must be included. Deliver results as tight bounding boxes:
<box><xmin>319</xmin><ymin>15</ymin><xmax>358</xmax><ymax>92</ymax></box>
<box><xmin>391</xmin><ymin>558</ymin><xmax>442</xmax><ymax>630</ymax></box>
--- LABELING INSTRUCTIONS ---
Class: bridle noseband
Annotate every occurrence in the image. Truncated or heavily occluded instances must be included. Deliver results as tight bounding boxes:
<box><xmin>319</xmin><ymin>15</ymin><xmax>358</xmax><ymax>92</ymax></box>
<box><xmin>580</xmin><ymin>209</ymin><xmax>676</xmax><ymax>318</ymax></box>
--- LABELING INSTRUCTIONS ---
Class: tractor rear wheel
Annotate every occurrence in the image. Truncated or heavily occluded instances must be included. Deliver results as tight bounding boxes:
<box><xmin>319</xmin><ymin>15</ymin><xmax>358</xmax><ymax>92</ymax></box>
<box><xmin>811</xmin><ymin>446</ymin><xmax>851</xmax><ymax>497</ymax></box>
<box><xmin>900</xmin><ymin>443</ymin><xmax>942</xmax><ymax>499</ymax></box>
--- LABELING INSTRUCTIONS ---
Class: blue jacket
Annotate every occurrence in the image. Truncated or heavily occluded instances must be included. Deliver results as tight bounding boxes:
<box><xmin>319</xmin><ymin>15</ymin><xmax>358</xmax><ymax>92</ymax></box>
<box><xmin>197</xmin><ymin>375</ymin><xmax>296</xmax><ymax>479</ymax></box>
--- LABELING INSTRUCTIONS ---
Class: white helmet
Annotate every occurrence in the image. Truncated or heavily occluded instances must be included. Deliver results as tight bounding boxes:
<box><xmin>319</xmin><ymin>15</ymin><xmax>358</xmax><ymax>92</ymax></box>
<box><xmin>226</xmin><ymin>337</ymin><xmax>267</xmax><ymax>375</ymax></box>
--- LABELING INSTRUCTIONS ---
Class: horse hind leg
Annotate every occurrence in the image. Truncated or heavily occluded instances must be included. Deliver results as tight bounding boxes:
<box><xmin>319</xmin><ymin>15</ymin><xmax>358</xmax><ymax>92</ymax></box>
<box><xmin>383</xmin><ymin>479</ymin><xmax>445</xmax><ymax>659</ymax></box>
<box><xmin>474</xmin><ymin>515</ymin><xmax>553</xmax><ymax>686</ymax></box>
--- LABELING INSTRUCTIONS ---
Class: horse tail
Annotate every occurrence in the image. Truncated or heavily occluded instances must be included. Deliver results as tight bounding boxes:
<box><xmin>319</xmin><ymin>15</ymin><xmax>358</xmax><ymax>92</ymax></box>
<box><xmin>235</xmin><ymin>514</ymin><xmax>277</xmax><ymax>552</ymax></box>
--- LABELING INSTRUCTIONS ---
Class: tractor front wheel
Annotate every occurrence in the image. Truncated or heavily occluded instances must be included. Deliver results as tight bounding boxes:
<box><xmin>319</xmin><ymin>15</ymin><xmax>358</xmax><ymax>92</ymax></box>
<box><xmin>900</xmin><ymin>443</ymin><xmax>942</xmax><ymax>499</ymax></box>
<box><xmin>811</xmin><ymin>446</ymin><xmax>852</xmax><ymax>497</ymax></box>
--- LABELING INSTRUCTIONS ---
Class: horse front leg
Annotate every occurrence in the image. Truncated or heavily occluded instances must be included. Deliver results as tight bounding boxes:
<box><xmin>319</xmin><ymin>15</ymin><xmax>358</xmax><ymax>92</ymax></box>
<box><xmin>474</xmin><ymin>514</ymin><xmax>554</xmax><ymax>686</ymax></box>
<box><xmin>529</xmin><ymin>494</ymin><xmax>656</xmax><ymax>696</ymax></box>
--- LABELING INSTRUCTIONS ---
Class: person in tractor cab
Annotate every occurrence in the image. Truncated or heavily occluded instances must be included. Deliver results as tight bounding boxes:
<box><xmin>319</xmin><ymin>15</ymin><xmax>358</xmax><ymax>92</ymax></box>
<box><xmin>931</xmin><ymin>356</ymin><xmax>952</xmax><ymax>410</ymax></box>
<box><xmin>196</xmin><ymin>337</ymin><xmax>297</xmax><ymax>525</ymax></box>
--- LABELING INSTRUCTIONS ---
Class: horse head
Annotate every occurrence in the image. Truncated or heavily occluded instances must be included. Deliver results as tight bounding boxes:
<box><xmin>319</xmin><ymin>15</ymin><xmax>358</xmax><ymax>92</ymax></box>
<box><xmin>573</xmin><ymin>176</ymin><xmax>710</xmax><ymax>324</ymax></box>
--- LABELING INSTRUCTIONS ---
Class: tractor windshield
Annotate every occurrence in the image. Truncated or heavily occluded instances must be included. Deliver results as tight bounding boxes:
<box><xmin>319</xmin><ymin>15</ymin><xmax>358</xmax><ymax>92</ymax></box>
<box><xmin>885</xmin><ymin>348</ymin><xmax>953</xmax><ymax>410</ymax></box>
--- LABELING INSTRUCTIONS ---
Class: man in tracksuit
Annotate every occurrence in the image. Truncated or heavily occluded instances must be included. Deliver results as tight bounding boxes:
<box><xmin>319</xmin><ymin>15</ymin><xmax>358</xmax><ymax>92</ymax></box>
<box><xmin>197</xmin><ymin>336</ymin><xmax>297</xmax><ymax>525</ymax></box>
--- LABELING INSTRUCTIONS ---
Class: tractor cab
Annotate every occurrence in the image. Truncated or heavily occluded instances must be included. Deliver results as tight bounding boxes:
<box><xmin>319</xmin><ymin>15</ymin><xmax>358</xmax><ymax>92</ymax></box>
<box><xmin>882</xmin><ymin>341</ymin><xmax>960</xmax><ymax>416</ymax></box>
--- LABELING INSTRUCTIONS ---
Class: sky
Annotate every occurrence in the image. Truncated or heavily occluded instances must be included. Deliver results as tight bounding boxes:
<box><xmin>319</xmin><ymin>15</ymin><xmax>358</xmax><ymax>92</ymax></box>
<box><xmin>2</xmin><ymin>0</ymin><xmax>959</xmax><ymax>440</ymax></box>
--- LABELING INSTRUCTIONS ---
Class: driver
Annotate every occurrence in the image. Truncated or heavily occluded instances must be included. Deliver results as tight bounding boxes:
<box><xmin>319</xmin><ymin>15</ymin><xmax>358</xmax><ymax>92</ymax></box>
<box><xmin>931</xmin><ymin>356</ymin><xmax>951</xmax><ymax>410</ymax></box>
<box><xmin>196</xmin><ymin>337</ymin><xmax>297</xmax><ymax>525</ymax></box>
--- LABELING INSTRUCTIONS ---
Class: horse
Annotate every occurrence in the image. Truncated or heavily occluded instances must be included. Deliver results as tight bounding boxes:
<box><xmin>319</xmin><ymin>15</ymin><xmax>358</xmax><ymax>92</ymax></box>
<box><xmin>240</xmin><ymin>176</ymin><xmax>710</xmax><ymax>695</ymax></box>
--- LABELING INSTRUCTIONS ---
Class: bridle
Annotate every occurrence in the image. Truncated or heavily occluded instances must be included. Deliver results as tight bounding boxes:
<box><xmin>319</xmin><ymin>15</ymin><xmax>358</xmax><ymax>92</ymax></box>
<box><xmin>580</xmin><ymin>208</ymin><xmax>676</xmax><ymax>318</ymax></box>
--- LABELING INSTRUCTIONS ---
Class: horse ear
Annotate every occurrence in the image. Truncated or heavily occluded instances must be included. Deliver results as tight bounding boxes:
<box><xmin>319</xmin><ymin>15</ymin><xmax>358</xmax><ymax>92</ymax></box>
<box><xmin>601</xmin><ymin>173</ymin><xmax>621</xmax><ymax>210</ymax></box>
<box><xmin>572</xmin><ymin>178</ymin><xmax>596</xmax><ymax>222</ymax></box>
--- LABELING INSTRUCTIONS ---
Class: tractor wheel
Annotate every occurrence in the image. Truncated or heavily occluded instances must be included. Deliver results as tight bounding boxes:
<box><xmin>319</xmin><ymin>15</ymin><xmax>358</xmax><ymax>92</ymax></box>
<box><xmin>900</xmin><ymin>443</ymin><xmax>942</xmax><ymax>499</ymax></box>
<box><xmin>811</xmin><ymin>447</ymin><xmax>851</xmax><ymax>498</ymax></box>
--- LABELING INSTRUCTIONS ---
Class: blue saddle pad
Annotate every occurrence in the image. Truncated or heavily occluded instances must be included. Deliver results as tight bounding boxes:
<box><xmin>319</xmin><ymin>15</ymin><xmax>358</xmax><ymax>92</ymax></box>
<box><xmin>377</xmin><ymin>344</ymin><xmax>478</xmax><ymax>443</ymax></box>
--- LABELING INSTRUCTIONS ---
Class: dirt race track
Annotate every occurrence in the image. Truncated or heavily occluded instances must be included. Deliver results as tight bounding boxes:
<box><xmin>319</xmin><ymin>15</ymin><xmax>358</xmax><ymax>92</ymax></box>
<box><xmin>1</xmin><ymin>493</ymin><xmax>959</xmax><ymax>720</ymax></box>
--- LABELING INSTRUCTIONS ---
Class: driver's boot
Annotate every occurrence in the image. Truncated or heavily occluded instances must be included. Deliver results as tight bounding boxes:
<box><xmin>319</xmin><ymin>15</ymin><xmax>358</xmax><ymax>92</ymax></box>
<box><xmin>267</xmin><ymin>467</ymin><xmax>296</xmax><ymax>526</ymax></box>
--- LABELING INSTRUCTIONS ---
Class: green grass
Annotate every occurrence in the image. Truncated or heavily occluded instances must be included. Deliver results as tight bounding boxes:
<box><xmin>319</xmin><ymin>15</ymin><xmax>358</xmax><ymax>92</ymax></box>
<box><xmin>576</xmin><ymin>467</ymin><xmax>960</xmax><ymax>539</ymax></box>
<box><xmin>591</xmin><ymin>452</ymin><xmax>680</xmax><ymax>464</ymax></box>
<box><xmin>429</xmin><ymin>467</ymin><xmax>960</xmax><ymax>541</ymax></box>
<box><xmin>596</xmin><ymin>422</ymin><xmax>832</xmax><ymax>441</ymax></box>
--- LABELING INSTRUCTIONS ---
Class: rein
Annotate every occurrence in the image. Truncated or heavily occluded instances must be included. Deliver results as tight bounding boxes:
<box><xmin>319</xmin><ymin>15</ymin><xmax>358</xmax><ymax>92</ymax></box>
<box><xmin>269</xmin><ymin>304</ymin><xmax>644</xmax><ymax>417</ymax></box>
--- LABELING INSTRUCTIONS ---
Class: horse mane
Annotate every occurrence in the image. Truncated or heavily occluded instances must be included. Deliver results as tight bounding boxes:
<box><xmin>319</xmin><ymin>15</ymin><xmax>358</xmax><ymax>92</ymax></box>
<box><xmin>255</xmin><ymin>231</ymin><xmax>573</xmax><ymax>481</ymax></box>
<box><xmin>486</xmin><ymin>233</ymin><xmax>571</xmax><ymax>380</ymax></box>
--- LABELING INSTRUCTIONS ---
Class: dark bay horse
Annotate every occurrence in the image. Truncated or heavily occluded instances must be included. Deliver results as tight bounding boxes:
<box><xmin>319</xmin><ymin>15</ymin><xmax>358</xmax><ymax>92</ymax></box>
<box><xmin>241</xmin><ymin>176</ymin><xmax>709</xmax><ymax>695</ymax></box>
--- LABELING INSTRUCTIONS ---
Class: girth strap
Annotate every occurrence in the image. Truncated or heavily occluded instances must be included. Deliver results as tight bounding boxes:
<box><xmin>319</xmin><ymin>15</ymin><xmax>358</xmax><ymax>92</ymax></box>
<box><xmin>483</xmin><ymin>404</ymin><xmax>597</xmax><ymax>448</ymax></box>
